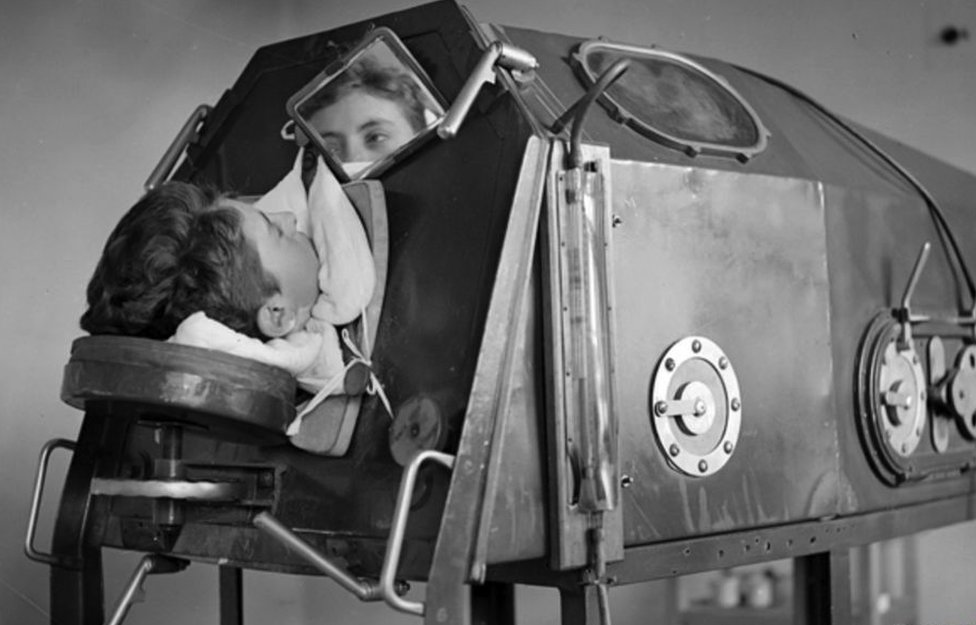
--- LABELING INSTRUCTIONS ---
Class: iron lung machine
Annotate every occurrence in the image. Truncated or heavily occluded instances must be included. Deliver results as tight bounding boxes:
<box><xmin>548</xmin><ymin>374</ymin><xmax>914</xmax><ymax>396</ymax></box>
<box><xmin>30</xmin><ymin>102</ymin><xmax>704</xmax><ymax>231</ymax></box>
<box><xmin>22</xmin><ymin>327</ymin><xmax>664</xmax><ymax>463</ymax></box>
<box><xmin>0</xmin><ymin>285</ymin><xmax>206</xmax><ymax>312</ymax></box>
<box><xmin>27</xmin><ymin>1</ymin><xmax>976</xmax><ymax>623</ymax></box>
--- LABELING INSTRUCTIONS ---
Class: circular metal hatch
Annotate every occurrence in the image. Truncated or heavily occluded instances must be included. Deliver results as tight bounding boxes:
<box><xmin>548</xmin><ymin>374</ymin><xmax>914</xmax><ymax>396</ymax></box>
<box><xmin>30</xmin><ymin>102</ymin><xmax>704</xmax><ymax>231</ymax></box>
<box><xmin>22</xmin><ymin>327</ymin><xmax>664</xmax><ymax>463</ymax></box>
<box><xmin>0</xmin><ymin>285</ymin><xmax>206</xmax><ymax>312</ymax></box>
<box><xmin>855</xmin><ymin>313</ymin><xmax>929</xmax><ymax>484</ymax></box>
<box><xmin>649</xmin><ymin>336</ymin><xmax>742</xmax><ymax>477</ymax></box>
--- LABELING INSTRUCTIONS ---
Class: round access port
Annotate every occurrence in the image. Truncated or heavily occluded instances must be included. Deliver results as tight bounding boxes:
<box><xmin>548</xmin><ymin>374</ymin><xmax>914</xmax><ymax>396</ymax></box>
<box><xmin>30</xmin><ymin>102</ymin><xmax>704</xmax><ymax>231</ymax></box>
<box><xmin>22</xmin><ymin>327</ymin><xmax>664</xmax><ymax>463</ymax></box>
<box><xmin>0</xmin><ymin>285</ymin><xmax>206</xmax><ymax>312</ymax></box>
<box><xmin>649</xmin><ymin>336</ymin><xmax>741</xmax><ymax>477</ymax></box>
<box><xmin>855</xmin><ymin>313</ymin><xmax>929</xmax><ymax>484</ymax></box>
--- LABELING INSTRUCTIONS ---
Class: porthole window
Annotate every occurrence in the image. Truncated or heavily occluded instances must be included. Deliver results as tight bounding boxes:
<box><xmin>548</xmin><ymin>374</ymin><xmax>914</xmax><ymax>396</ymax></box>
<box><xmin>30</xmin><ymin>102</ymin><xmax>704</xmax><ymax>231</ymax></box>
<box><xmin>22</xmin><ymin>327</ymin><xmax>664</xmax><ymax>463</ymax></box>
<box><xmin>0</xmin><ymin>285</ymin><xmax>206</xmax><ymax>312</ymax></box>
<box><xmin>574</xmin><ymin>40</ymin><xmax>769</xmax><ymax>160</ymax></box>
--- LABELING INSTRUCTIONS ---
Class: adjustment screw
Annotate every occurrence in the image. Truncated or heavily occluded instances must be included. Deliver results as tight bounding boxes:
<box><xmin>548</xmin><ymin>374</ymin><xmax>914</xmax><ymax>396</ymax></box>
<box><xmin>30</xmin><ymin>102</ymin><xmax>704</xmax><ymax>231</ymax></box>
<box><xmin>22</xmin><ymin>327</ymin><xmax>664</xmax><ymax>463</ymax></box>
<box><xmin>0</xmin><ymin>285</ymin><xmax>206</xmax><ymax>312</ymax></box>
<box><xmin>731</xmin><ymin>398</ymin><xmax>741</xmax><ymax>411</ymax></box>
<box><xmin>669</xmin><ymin>444</ymin><xmax>680</xmax><ymax>457</ymax></box>
<box><xmin>718</xmin><ymin>356</ymin><xmax>729</xmax><ymax>370</ymax></box>
<box><xmin>665</xmin><ymin>358</ymin><xmax>676</xmax><ymax>371</ymax></box>
<box><xmin>654</xmin><ymin>400</ymin><xmax>669</xmax><ymax>416</ymax></box>
<box><xmin>723</xmin><ymin>441</ymin><xmax>734</xmax><ymax>454</ymax></box>
<box><xmin>698</xmin><ymin>460</ymin><xmax>708</xmax><ymax>473</ymax></box>
<box><xmin>692</xmin><ymin>340</ymin><xmax>702</xmax><ymax>353</ymax></box>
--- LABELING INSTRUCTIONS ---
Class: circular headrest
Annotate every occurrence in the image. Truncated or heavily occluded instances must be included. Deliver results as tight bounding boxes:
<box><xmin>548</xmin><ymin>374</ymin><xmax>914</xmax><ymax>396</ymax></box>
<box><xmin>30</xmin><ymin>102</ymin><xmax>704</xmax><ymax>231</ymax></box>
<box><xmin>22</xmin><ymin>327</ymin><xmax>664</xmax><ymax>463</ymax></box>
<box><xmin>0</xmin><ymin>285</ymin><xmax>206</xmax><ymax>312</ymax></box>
<box><xmin>61</xmin><ymin>335</ymin><xmax>296</xmax><ymax>444</ymax></box>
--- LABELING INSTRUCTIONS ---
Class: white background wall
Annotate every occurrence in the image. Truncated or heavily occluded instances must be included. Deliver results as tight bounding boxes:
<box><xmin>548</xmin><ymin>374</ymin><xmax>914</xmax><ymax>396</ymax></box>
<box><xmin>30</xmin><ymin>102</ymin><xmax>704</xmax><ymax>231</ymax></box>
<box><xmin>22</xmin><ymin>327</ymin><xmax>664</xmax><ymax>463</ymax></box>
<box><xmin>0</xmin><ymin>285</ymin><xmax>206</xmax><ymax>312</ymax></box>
<box><xmin>1</xmin><ymin>0</ymin><xmax>974</xmax><ymax>623</ymax></box>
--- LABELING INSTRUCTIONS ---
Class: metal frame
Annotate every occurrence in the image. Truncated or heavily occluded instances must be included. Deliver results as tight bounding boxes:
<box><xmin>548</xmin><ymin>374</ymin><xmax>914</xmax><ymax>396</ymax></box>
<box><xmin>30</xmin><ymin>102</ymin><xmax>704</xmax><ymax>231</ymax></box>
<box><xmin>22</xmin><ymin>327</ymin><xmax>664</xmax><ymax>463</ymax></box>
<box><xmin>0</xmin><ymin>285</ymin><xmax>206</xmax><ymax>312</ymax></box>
<box><xmin>423</xmin><ymin>135</ymin><xmax>550</xmax><ymax>625</ymax></box>
<box><xmin>572</xmin><ymin>39</ymin><xmax>770</xmax><ymax>161</ymax></box>
<box><xmin>286</xmin><ymin>26</ymin><xmax>449</xmax><ymax>183</ymax></box>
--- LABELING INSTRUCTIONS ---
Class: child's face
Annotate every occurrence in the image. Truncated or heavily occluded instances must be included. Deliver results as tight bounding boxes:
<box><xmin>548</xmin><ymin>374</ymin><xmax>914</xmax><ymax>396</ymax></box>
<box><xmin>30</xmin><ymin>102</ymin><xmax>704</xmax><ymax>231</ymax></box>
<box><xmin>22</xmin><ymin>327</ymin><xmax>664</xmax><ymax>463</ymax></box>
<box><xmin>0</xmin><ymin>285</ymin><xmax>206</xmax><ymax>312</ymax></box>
<box><xmin>224</xmin><ymin>199</ymin><xmax>319</xmax><ymax>330</ymax></box>
<box><xmin>310</xmin><ymin>90</ymin><xmax>416</xmax><ymax>165</ymax></box>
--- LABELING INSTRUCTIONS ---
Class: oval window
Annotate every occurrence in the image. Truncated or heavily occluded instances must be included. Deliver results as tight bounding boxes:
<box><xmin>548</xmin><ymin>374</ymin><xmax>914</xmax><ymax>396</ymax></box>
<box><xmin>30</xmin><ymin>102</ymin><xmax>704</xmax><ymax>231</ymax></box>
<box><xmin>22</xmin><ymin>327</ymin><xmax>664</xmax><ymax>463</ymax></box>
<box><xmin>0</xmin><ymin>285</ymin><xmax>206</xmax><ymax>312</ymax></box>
<box><xmin>575</xmin><ymin>40</ymin><xmax>768</xmax><ymax>160</ymax></box>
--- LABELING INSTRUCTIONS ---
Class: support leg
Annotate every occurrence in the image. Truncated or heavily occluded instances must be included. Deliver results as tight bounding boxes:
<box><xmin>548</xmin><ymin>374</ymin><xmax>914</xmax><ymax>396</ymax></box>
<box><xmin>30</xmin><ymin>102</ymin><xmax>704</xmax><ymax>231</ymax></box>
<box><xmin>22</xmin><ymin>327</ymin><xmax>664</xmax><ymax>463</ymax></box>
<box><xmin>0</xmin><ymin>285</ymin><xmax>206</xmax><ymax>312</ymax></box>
<box><xmin>49</xmin><ymin>414</ymin><xmax>127</xmax><ymax>625</ymax></box>
<box><xmin>219</xmin><ymin>566</ymin><xmax>244</xmax><ymax>625</ymax></box>
<box><xmin>795</xmin><ymin>549</ymin><xmax>852</xmax><ymax>625</ymax></box>
<box><xmin>471</xmin><ymin>582</ymin><xmax>515</xmax><ymax>625</ymax></box>
<box><xmin>559</xmin><ymin>584</ymin><xmax>603</xmax><ymax>625</ymax></box>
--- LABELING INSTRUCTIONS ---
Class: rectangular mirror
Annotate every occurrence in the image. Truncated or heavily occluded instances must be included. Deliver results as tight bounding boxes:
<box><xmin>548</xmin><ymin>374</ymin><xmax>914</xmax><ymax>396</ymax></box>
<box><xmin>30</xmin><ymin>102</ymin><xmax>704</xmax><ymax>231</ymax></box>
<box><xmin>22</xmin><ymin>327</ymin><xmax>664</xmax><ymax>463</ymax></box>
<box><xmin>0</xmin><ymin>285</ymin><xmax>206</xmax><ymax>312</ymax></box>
<box><xmin>287</xmin><ymin>28</ymin><xmax>446</xmax><ymax>181</ymax></box>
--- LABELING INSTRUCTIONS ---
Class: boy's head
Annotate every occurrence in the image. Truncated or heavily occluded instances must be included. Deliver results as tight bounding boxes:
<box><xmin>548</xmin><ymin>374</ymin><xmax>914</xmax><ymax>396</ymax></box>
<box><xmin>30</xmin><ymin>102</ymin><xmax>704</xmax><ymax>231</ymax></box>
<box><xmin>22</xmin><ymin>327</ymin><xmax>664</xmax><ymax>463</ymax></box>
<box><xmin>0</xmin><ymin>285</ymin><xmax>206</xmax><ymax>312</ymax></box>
<box><xmin>81</xmin><ymin>182</ymin><xmax>319</xmax><ymax>340</ymax></box>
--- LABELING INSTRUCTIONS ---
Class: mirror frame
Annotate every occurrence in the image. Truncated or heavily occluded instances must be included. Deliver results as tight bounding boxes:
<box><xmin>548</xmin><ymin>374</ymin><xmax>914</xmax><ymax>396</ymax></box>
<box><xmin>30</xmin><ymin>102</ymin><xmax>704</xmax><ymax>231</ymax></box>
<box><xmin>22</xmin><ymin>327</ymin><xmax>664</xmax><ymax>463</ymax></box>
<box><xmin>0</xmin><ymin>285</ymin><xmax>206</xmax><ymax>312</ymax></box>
<box><xmin>286</xmin><ymin>27</ymin><xmax>448</xmax><ymax>182</ymax></box>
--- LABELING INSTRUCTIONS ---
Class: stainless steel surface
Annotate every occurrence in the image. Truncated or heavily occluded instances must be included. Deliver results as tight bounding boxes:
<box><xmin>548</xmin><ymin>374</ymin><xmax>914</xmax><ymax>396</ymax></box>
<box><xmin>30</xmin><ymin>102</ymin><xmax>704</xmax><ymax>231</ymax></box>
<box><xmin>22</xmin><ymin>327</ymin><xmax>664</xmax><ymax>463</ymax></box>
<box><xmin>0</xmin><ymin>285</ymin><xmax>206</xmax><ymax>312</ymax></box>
<box><xmin>424</xmin><ymin>135</ymin><xmax>549</xmax><ymax>625</ymax></box>
<box><xmin>24</xmin><ymin>438</ymin><xmax>76</xmax><ymax>566</ymax></box>
<box><xmin>379</xmin><ymin>450</ymin><xmax>455</xmax><ymax>616</ymax></box>
<box><xmin>611</xmin><ymin>162</ymin><xmax>838</xmax><ymax>542</ymax></box>
<box><xmin>253</xmin><ymin>512</ymin><xmax>384</xmax><ymax>602</ymax></box>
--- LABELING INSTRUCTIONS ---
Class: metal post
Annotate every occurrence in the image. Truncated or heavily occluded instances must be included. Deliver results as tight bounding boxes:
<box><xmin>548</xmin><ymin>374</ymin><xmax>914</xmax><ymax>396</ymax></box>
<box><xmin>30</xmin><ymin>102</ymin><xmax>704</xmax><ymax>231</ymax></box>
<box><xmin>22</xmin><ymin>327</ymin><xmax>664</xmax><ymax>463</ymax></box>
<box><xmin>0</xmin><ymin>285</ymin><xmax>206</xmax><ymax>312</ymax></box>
<box><xmin>471</xmin><ymin>582</ymin><xmax>516</xmax><ymax>625</ymax></box>
<box><xmin>559</xmin><ymin>584</ymin><xmax>604</xmax><ymax>625</ymax></box>
<box><xmin>219</xmin><ymin>566</ymin><xmax>243</xmax><ymax>625</ymax></box>
<box><xmin>795</xmin><ymin>550</ymin><xmax>852</xmax><ymax>625</ymax></box>
<box><xmin>49</xmin><ymin>414</ymin><xmax>127</xmax><ymax>625</ymax></box>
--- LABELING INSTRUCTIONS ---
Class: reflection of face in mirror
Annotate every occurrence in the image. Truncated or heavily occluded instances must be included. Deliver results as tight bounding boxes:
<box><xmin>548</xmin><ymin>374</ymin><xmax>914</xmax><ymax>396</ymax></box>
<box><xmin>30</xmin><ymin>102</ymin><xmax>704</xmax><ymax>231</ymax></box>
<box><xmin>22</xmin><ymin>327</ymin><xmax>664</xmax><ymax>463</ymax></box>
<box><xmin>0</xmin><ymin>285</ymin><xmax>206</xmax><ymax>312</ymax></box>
<box><xmin>303</xmin><ymin>58</ymin><xmax>429</xmax><ymax>170</ymax></box>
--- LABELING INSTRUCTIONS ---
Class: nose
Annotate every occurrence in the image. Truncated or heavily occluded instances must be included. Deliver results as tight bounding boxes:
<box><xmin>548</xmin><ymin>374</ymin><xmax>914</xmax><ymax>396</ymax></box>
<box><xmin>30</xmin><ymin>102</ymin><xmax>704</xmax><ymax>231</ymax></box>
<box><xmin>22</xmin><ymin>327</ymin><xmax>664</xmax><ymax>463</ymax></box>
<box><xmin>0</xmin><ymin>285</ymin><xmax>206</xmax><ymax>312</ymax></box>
<box><xmin>269</xmin><ymin>211</ymin><xmax>297</xmax><ymax>235</ymax></box>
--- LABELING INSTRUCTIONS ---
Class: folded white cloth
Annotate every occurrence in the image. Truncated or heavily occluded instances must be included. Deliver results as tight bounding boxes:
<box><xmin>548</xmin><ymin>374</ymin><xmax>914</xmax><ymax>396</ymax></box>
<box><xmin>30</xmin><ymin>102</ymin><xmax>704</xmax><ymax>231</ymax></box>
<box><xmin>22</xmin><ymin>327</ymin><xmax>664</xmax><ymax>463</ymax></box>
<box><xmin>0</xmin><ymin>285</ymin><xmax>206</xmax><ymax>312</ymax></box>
<box><xmin>170</xmin><ymin>153</ymin><xmax>375</xmax><ymax>396</ymax></box>
<box><xmin>169</xmin><ymin>311</ymin><xmax>344</xmax><ymax>391</ymax></box>
<box><xmin>257</xmin><ymin>153</ymin><xmax>376</xmax><ymax>326</ymax></box>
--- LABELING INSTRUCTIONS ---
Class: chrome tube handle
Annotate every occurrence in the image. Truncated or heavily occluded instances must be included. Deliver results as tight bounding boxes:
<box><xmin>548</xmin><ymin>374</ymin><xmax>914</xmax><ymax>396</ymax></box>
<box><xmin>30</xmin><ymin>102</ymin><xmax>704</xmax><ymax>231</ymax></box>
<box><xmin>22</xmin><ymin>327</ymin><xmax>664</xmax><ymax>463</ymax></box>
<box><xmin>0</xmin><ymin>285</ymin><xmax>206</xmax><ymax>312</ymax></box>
<box><xmin>380</xmin><ymin>450</ymin><xmax>455</xmax><ymax>615</ymax></box>
<box><xmin>25</xmin><ymin>438</ymin><xmax>76</xmax><ymax>566</ymax></box>
<box><xmin>254</xmin><ymin>511</ymin><xmax>387</xmax><ymax>601</ymax></box>
<box><xmin>144</xmin><ymin>104</ymin><xmax>211</xmax><ymax>191</ymax></box>
<box><xmin>106</xmin><ymin>554</ymin><xmax>188</xmax><ymax>625</ymax></box>
<box><xmin>437</xmin><ymin>42</ymin><xmax>537</xmax><ymax>140</ymax></box>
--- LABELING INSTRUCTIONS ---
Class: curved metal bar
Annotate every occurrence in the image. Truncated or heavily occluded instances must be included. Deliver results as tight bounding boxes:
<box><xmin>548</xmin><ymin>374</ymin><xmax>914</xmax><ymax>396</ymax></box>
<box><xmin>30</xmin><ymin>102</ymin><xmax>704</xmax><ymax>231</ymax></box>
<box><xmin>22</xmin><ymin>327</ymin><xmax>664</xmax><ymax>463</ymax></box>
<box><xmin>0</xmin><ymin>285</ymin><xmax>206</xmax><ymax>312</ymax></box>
<box><xmin>438</xmin><ymin>42</ymin><xmax>503</xmax><ymax>140</ymax></box>
<box><xmin>901</xmin><ymin>241</ymin><xmax>932</xmax><ymax>313</ymax></box>
<box><xmin>567</xmin><ymin>59</ymin><xmax>630</xmax><ymax>169</ymax></box>
<box><xmin>25</xmin><ymin>438</ymin><xmax>76</xmax><ymax>566</ymax></box>
<box><xmin>144</xmin><ymin>104</ymin><xmax>211</xmax><ymax>191</ymax></box>
<box><xmin>380</xmin><ymin>450</ymin><xmax>456</xmax><ymax>615</ymax></box>
<box><xmin>253</xmin><ymin>511</ymin><xmax>385</xmax><ymax>601</ymax></box>
<box><xmin>438</xmin><ymin>42</ymin><xmax>538</xmax><ymax>140</ymax></box>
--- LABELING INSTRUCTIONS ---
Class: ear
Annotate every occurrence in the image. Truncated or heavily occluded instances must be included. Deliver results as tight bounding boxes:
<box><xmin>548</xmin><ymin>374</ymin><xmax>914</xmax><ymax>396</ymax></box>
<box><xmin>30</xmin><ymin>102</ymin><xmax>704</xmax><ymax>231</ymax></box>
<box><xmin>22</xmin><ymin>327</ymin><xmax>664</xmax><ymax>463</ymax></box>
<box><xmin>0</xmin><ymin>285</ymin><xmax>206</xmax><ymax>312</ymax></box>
<box><xmin>256</xmin><ymin>293</ymin><xmax>297</xmax><ymax>338</ymax></box>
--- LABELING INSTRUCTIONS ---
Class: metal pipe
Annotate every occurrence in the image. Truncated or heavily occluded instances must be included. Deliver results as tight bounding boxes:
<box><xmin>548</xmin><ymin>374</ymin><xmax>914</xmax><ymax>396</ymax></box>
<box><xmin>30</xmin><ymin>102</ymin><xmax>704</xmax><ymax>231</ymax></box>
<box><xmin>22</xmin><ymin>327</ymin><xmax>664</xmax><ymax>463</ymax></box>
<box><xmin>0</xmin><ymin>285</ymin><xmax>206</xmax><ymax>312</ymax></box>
<box><xmin>253</xmin><ymin>512</ymin><xmax>384</xmax><ymax>601</ymax></box>
<box><xmin>105</xmin><ymin>556</ymin><xmax>155</xmax><ymax>625</ymax></box>
<box><xmin>25</xmin><ymin>438</ymin><xmax>76</xmax><ymax>566</ymax></box>
<box><xmin>901</xmin><ymin>241</ymin><xmax>932</xmax><ymax>313</ymax></box>
<box><xmin>437</xmin><ymin>42</ymin><xmax>538</xmax><ymax>140</ymax></box>
<box><xmin>144</xmin><ymin>104</ymin><xmax>211</xmax><ymax>191</ymax></box>
<box><xmin>105</xmin><ymin>555</ymin><xmax>188</xmax><ymax>625</ymax></box>
<box><xmin>379</xmin><ymin>450</ymin><xmax>455</xmax><ymax>615</ymax></box>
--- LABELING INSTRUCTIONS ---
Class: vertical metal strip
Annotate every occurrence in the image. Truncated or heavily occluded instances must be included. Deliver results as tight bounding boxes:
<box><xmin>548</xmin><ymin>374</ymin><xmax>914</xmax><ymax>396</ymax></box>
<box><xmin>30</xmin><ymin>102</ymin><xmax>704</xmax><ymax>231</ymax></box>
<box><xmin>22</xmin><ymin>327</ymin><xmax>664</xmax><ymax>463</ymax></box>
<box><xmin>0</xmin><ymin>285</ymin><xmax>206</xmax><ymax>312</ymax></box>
<box><xmin>424</xmin><ymin>135</ymin><xmax>550</xmax><ymax>625</ymax></box>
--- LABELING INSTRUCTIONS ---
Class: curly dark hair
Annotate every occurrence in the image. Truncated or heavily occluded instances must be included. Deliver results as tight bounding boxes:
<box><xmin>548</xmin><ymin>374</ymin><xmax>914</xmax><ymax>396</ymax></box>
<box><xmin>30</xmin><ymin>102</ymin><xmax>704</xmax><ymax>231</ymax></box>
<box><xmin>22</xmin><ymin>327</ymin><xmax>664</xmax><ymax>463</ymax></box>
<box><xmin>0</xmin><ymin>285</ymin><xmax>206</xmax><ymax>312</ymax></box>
<box><xmin>302</xmin><ymin>57</ymin><xmax>429</xmax><ymax>133</ymax></box>
<box><xmin>81</xmin><ymin>182</ymin><xmax>279</xmax><ymax>340</ymax></box>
